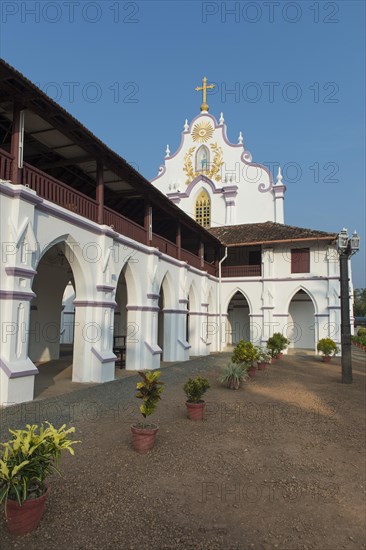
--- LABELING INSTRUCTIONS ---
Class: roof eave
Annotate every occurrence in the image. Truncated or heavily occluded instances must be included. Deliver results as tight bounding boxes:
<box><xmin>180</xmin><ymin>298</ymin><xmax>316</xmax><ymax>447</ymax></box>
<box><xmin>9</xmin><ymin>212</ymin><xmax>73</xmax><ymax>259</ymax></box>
<box><xmin>220</xmin><ymin>236</ymin><xmax>337</xmax><ymax>247</ymax></box>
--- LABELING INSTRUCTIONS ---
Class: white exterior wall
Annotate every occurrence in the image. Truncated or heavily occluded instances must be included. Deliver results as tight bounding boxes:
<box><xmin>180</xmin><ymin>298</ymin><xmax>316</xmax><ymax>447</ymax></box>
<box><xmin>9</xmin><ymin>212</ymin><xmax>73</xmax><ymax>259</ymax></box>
<box><xmin>219</xmin><ymin>242</ymin><xmax>341</xmax><ymax>353</ymax></box>
<box><xmin>151</xmin><ymin>112</ymin><xmax>285</xmax><ymax>227</ymax></box>
<box><xmin>0</xmin><ymin>181</ymin><xmax>343</xmax><ymax>407</ymax></box>
<box><xmin>0</xmin><ymin>181</ymin><xmax>217</xmax><ymax>406</ymax></box>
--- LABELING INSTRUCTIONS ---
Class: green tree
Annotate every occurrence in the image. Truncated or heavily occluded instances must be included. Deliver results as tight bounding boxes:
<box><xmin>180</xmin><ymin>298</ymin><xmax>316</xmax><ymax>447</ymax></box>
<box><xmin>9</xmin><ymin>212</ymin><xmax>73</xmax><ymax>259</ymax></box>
<box><xmin>354</xmin><ymin>288</ymin><xmax>366</xmax><ymax>317</ymax></box>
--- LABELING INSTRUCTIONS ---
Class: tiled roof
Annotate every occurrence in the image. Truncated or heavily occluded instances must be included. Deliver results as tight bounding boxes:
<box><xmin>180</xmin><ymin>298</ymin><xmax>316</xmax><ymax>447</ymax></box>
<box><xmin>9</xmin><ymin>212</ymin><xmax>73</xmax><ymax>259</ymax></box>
<box><xmin>208</xmin><ymin>221</ymin><xmax>337</xmax><ymax>246</ymax></box>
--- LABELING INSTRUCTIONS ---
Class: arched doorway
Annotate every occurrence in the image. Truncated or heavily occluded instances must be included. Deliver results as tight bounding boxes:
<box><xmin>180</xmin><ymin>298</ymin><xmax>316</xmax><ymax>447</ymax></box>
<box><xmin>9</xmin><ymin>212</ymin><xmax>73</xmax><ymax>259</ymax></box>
<box><xmin>29</xmin><ymin>243</ymin><xmax>76</xmax><ymax>395</ymax></box>
<box><xmin>187</xmin><ymin>285</ymin><xmax>198</xmax><ymax>344</ymax></box>
<box><xmin>157</xmin><ymin>287</ymin><xmax>165</xmax><ymax>354</ymax></box>
<box><xmin>206</xmin><ymin>289</ymin><xmax>216</xmax><ymax>350</ymax></box>
<box><xmin>156</xmin><ymin>273</ymin><xmax>176</xmax><ymax>361</ymax></box>
<box><xmin>114</xmin><ymin>267</ymin><xmax>128</xmax><ymax>369</ymax></box>
<box><xmin>288</xmin><ymin>290</ymin><xmax>315</xmax><ymax>350</ymax></box>
<box><xmin>186</xmin><ymin>284</ymin><xmax>200</xmax><ymax>354</ymax></box>
<box><xmin>227</xmin><ymin>291</ymin><xmax>250</xmax><ymax>345</ymax></box>
<box><xmin>60</xmin><ymin>282</ymin><xmax>75</xmax><ymax>347</ymax></box>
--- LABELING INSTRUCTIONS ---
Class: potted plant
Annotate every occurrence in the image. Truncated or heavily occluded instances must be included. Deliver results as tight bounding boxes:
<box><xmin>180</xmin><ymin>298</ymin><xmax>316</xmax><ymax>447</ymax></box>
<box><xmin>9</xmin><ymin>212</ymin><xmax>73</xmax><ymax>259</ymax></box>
<box><xmin>232</xmin><ymin>340</ymin><xmax>259</xmax><ymax>377</ymax></box>
<box><xmin>183</xmin><ymin>376</ymin><xmax>210</xmax><ymax>420</ymax></box>
<box><xmin>0</xmin><ymin>422</ymin><xmax>79</xmax><ymax>536</ymax></box>
<box><xmin>256</xmin><ymin>347</ymin><xmax>272</xmax><ymax>370</ymax></box>
<box><xmin>219</xmin><ymin>362</ymin><xmax>248</xmax><ymax>389</ymax></box>
<box><xmin>131</xmin><ymin>370</ymin><xmax>164</xmax><ymax>453</ymax></box>
<box><xmin>266</xmin><ymin>332</ymin><xmax>289</xmax><ymax>359</ymax></box>
<box><xmin>317</xmin><ymin>338</ymin><xmax>339</xmax><ymax>362</ymax></box>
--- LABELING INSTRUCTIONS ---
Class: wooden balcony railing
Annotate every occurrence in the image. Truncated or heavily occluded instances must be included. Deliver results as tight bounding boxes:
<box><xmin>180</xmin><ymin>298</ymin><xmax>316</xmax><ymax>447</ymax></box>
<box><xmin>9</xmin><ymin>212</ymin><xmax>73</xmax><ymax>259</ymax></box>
<box><xmin>204</xmin><ymin>261</ymin><xmax>216</xmax><ymax>276</ymax></box>
<box><xmin>151</xmin><ymin>233</ymin><xmax>178</xmax><ymax>257</ymax></box>
<box><xmin>0</xmin><ymin>149</ymin><xmax>257</xmax><ymax>279</ymax></box>
<box><xmin>23</xmin><ymin>162</ymin><xmax>99</xmax><ymax>222</ymax></box>
<box><xmin>104</xmin><ymin>206</ymin><xmax>147</xmax><ymax>244</ymax></box>
<box><xmin>180</xmin><ymin>248</ymin><xmax>203</xmax><ymax>271</ymax></box>
<box><xmin>0</xmin><ymin>149</ymin><xmax>14</xmax><ymax>181</ymax></box>
<box><xmin>221</xmin><ymin>265</ymin><xmax>261</xmax><ymax>277</ymax></box>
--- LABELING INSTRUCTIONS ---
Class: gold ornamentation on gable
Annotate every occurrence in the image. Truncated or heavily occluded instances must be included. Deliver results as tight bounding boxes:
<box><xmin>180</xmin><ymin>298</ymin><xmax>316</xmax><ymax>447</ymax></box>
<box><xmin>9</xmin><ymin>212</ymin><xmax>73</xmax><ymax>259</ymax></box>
<box><xmin>209</xmin><ymin>142</ymin><xmax>224</xmax><ymax>182</ymax></box>
<box><xmin>183</xmin><ymin>143</ymin><xmax>224</xmax><ymax>185</ymax></box>
<box><xmin>183</xmin><ymin>146</ymin><xmax>196</xmax><ymax>183</ymax></box>
<box><xmin>191</xmin><ymin>121</ymin><xmax>214</xmax><ymax>143</ymax></box>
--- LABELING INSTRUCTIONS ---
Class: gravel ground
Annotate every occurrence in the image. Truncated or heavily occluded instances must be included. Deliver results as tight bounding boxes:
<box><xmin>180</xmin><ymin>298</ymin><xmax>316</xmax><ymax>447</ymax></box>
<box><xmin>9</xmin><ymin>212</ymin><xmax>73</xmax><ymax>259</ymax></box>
<box><xmin>1</xmin><ymin>349</ymin><xmax>365</xmax><ymax>550</ymax></box>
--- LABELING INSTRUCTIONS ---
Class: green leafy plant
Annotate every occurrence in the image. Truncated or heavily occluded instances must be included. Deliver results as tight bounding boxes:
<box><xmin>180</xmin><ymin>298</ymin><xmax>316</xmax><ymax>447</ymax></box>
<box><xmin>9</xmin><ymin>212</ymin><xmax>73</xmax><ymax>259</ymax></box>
<box><xmin>266</xmin><ymin>333</ymin><xmax>289</xmax><ymax>358</ymax></box>
<box><xmin>135</xmin><ymin>370</ymin><xmax>164</xmax><ymax>426</ymax></box>
<box><xmin>0</xmin><ymin>423</ymin><xmax>79</xmax><ymax>507</ymax></box>
<box><xmin>219</xmin><ymin>362</ymin><xmax>247</xmax><ymax>389</ymax></box>
<box><xmin>317</xmin><ymin>338</ymin><xmax>339</xmax><ymax>357</ymax></box>
<box><xmin>232</xmin><ymin>340</ymin><xmax>259</xmax><ymax>366</ymax></box>
<box><xmin>358</xmin><ymin>335</ymin><xmax>366</xmax><ymax>347</ymax></box>
<box><xmin>357</xmin><ymin>327</ymin><xmax>366</xmax><ymax>337</ymax></box>
<box><xmin>183</xmin><ymin>376</ymin><xmax>210</xmax><ymax>403</ymax></box>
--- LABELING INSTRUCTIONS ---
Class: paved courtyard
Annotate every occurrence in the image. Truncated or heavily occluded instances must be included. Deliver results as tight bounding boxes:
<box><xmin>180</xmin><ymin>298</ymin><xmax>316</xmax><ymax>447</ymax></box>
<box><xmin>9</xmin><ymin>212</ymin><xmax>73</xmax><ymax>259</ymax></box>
<box><xmin>1</xmin><ymin>348</ymin><xmax>365</xmax><ymax>550</ymax></box>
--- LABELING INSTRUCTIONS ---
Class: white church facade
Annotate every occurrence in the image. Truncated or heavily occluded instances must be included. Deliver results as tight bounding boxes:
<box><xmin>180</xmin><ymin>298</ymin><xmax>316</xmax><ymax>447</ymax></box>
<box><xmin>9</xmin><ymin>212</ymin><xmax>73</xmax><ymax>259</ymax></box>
<box><xmin>0</xmin><ymin>65</ymin><xmax>346</xmax><ymax>407</ymax></box>
<box><xmin>151</xmin><ymin>110</ymin><xmax>285</xmax><ymax>228</ymax></box>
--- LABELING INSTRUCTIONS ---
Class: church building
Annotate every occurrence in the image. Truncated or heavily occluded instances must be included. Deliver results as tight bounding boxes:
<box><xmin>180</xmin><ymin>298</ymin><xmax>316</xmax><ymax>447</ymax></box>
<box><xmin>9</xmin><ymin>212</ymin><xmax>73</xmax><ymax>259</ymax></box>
<box><xmin>151</xmin><ymin>77</ymin><xmax>285</xmax><ymax>228</ymax></box>
<box><xmin>0</xmin><ymin>64</ymin><xmax>347</xmax><ymax>407</ymax></box>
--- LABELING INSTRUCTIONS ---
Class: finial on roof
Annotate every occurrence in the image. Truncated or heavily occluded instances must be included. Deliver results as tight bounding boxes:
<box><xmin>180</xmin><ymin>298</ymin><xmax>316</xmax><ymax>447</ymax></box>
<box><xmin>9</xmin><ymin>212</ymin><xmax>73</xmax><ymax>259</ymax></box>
<box><xmin>219</xmin><ymin>112</ymin><xmax>224</xmax><ymax>125</ymax></box>
<box><xmin>276</xmin><ymin>165</ymin><xmax>283</xmax><ymax>184</ymax></box>
<box><xmin>238</xmin><ymin>131</ymin><xmax>243</xmax><ymax>145</ymax></box>
<box><xmin>195</xmin><ymin>76</ymin><xmax>216</xmax><ymax>112</ymax></box>
<box><xmin>184</xmin><ymin>119</ymin><xmax>189</xmax><ymax>131</ymax></box>
<box><xmin>165</xmin><ymin>144</ymin><xmax>170</xmax><ymax>158</ymax></box>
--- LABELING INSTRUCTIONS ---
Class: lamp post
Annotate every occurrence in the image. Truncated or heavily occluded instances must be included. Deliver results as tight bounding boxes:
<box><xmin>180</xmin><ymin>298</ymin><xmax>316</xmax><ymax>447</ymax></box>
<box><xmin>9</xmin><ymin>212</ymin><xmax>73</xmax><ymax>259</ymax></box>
<box><xmin>336</xmin><ymin>228</ymin><xmax>360</xmax><ymax>384</ymax></box>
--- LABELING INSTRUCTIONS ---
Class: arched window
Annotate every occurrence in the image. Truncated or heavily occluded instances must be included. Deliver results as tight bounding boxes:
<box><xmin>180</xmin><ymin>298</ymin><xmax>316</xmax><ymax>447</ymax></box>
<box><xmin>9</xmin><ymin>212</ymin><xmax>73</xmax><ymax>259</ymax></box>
<box><xmin>195</xmin><ymin>145</ymin><xmax>210</xmax><ymax>173</ymax></box>
<box><xmin>195</xmin><ymin>190</ymin><xmax>211</xmax><ymax>228</ymax></box>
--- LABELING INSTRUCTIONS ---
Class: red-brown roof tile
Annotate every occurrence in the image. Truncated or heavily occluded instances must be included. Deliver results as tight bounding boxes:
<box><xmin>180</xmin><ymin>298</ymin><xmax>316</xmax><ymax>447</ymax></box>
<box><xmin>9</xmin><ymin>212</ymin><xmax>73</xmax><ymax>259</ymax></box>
<box><xmin>209</xmin><ymin>221</ymin><xmax>336</xmax><ymax>246</ymax></box>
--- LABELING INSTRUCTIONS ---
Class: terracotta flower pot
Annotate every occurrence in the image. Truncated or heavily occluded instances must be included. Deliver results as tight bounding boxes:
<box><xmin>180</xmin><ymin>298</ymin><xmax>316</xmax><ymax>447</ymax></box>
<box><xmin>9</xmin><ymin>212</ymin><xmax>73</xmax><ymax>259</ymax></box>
<box><xmin>6</xmin><ymin>487</ymin><xmax>49</xmax><ymax>536</ymax></box>
<box><xmin>186</xmin><ymin>401</ymin><xmax>206</xmax><ymax>421</ymax></box>
<box><xmin>247</xmin><ymin>366</ymin><xmax>256</xmax><ymax>378</ymax></box>
<box><xmin>131</xmin><ymin>424</ymin><xmax>159</xmax><ymax>453</ymax></box>
<box><xmin>322</xmin><ymin>355</ymin><xmax>331</xmax><ymax>363</ymax></box>
<box><xmin>227</xmin><ymin>378</ymin><xmax>241</xmax><ymax>390</ymax></box>
<box><xmin>257</xmin><ymin>362</ymin><xmax>267</xmax><ymax>370</ymax></box>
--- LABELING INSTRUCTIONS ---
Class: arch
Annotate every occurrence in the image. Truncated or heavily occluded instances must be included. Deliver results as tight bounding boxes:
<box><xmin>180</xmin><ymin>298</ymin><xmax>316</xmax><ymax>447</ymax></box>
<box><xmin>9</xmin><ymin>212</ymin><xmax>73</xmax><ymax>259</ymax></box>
<box><xmin>157</xmin><ymin>270</ymin><xmax>175</xmax><ymax>309</ymax></box>
<box><xmin>119</xmin><ymin>258</ymin><xmax>140</xmax><ymax>306</ymax></box>
<box><xmin>195</xmin><ymin>188</ymin><xmax>211</xmax><ymax>228</ymax></box>
<box><xmin>224</xmin><ymin>287</ymin><xmax>253</xmax><ymax>315</ymax></box>
<box><xmin>207</xmin><ymin>288</ymin><xmax>215</xmax><ymax>313</ymax></box>
<box><xmin>30</xmin><ymin>241</ymin><xmax>78</xmax><ymax>396</ymax></box>
<box><xmin>113</xmin><ymin>258</ymin><xmax>142</xmax><ymax>369</ymax></box>
<box><xmin>187</xmin><ymin>281</ymin><xmax>199</xmax><ymax>312</ymax></box>
<box><xmin>156</xmin><ymin>271</ymin><xmax>176</xmax><ymax>360</ymax></box>
<box><xmin>226</xmin><ymin>289</ymin><xmax>251</xmax><ymax>346</ymax></box>
<box><xmin>187</xmin><ymin>282</ymin><xmax>199</xmax><ymax>344</ymax></box>
<box><xmin>35</xmin><ymin>234</ymin><xmax>88</xmax><ymax>298</ymax></box>
<box><xmin>285</xmin><ymin>285</ymin><xmax>318</xmax><ymax>315</ymax></box>
<box><xmin>287</xmin><ymin>288</ymin><xmax>316</xmax><ymax>350</ymax></box>
<box><xmin>184</xmin><ymin>175</ymin><xmax>218</xmax><ymax>198</ymax></box>
<box><xmin>195</xmin><ymin>145</ymin><xmax>210</xmax><ymax>173</ymax></box>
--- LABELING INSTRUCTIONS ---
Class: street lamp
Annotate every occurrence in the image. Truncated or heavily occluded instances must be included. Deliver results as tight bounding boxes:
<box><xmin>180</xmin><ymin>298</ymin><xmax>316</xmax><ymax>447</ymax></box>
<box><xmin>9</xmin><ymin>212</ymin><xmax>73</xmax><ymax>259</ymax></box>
<box><xmin>336</xmin><ymin>228</ymin><xmax>360</xmax><ymax>384</ymax></box>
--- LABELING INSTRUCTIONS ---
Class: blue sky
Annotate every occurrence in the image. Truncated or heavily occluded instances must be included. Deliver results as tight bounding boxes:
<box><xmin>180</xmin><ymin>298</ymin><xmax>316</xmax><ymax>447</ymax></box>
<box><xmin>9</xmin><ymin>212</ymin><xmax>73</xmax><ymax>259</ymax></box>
<box><xmin>1</xmin><ymin>0</ymin><xmax>365</xmax><ymax>285</ymax></box>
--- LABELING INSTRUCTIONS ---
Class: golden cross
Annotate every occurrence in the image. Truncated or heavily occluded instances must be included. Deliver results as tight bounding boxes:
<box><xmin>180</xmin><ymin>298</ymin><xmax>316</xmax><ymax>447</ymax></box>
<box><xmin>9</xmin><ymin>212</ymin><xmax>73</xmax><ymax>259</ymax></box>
<box><xmin>195</xmin><ymin>77</ymin><xmax>215</xmax><ymax>112</ymax></box>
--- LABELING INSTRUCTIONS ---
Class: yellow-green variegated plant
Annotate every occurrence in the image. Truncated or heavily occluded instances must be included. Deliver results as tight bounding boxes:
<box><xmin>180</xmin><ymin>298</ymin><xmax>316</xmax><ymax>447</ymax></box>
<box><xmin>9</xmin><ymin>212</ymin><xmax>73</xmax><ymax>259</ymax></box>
<box><xmin>135</xmin><ymin>371</ymin><xmax>164</xmax><ymax>428</ymax></box>
<box><xmin>0</xmin><ymin>422</ymin><xmax>80</xmax><ymax>506</ymax></box>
